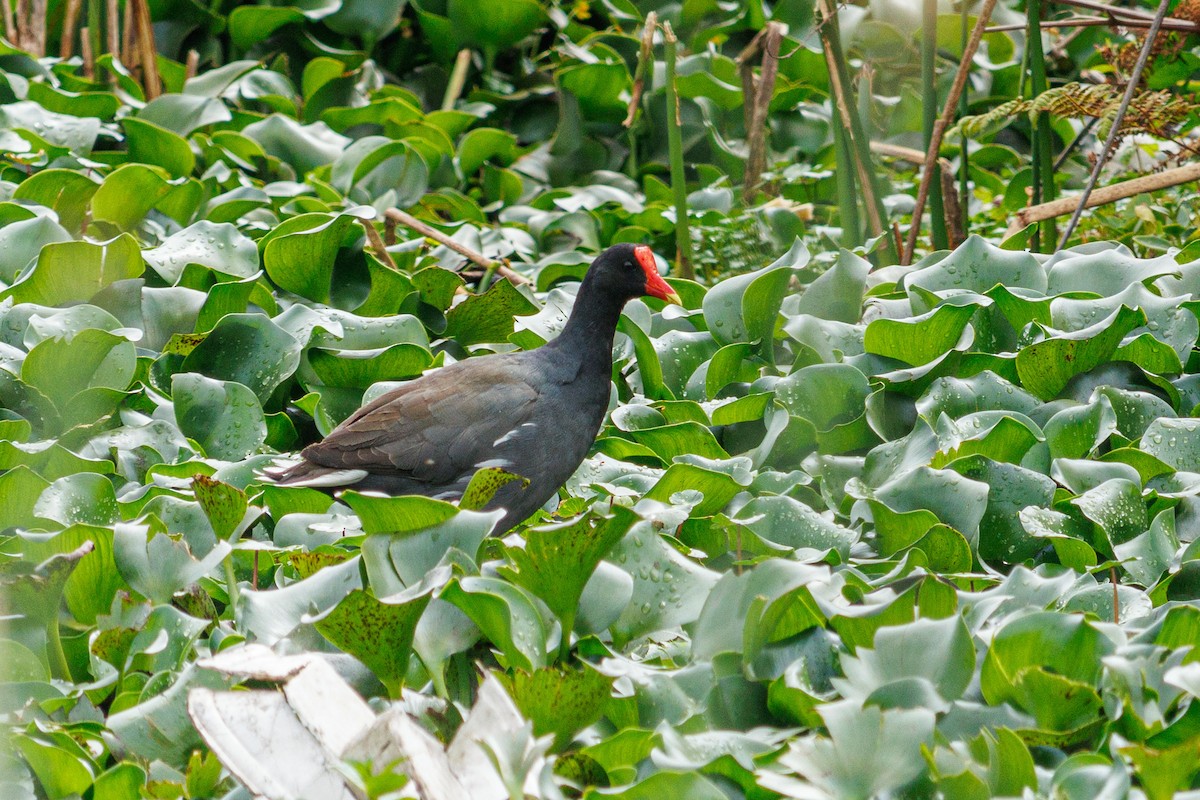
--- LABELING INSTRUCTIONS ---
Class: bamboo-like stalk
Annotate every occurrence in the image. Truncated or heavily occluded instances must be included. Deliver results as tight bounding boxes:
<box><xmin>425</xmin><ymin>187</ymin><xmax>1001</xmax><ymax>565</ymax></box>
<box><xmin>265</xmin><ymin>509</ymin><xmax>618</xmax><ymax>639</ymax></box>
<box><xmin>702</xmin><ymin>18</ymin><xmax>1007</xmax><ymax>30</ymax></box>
<box><xmin>1</xmin><ymin>0</ymin><xmax>14</xmax><ymax>45</ymax></box>
<box><xmin>989</xmin><ymin>16</ymin><xmax>1200</xmax><ymax>32</ymax></box>
<box><xmin>737</xmin><ymin>21</ymin><xmax>785</xmax><ymax>202</ymax></box>
<box><xmin>105</xmin><ymin>0</ymin><xmax>119</xmax><ymax>59</ymax></box>
<box><xmin>440</xmin><ymin>48</ymin><xmax>471</xmax><ymax>111</ymax></box>
<box><xmin>132</xmin><ymin>0</ymin><xmax>160</xmax><ymax>98</ymax></box>
<box><xmin>60</xmin><ymin>0</ymin><xmax>82</xmax><ymax>57</ymax></box>
<box><xmin>383</xmin><ymin>207</ymin><xmax>531</xmax><ymax>286</ymax></box>
<box><xmin>121</xmin><ymin>0</ymin><xmax>134</xmax><ymax>64</ymax></box>
<box><xmin>662</xmin><ymin>21</ymin><xmax>695</xmax><ymax>279</ymax></box>
<box><xmin>901</xmin><ymin>0</ymin><xmax>999</xmax><ymax>264</ymax></box>
<box><xmin>27</xmin><ymin>0</ymin><xmax>45</xmax><ymax>55</ymax></box>
<box><xmin>871</xmin><ymin>141</ymin><xmax>965</xmax><ymax>243</ymax></box>
<box><xmin>1026</xmin><ymin>0</ymin><xmax>1057</xmax><ymax>250</ymax></box>
<box><xmin>185</xmin><ymin>48</ymin><xmax>198</xmax><ymax>80</ymax></box>
<box><xmin>959</xmin><ymin>0</ymin><xmax>970</xmax><ymax>237</ymax></box>
<box><xmin>80</xmin><ymin>24</ymin><xmax>94</xmax><ymax>77</ymax></box>
<box><xmin>14</xmin><ymin>0</ymin><xmax>27</xmax><ymax>51</ymax></box>
<box><xmin>817</xmin><ymin>0</ymin><xmax>892</xmax><ymax>257</ymax></box>
<box><xmin>833</xmin><ymin>123</ymin><xmax>862</xmax><ymax>246</ymax></box>
<box><xmin>922</xmin><ymin>0</ymin><xmax>948</xmax><ymax>249</ymax></box>
<box><xmin>1057</xmin><ymin>0</ymin><xmax>1173</xmax><ymax>248</ymax></box>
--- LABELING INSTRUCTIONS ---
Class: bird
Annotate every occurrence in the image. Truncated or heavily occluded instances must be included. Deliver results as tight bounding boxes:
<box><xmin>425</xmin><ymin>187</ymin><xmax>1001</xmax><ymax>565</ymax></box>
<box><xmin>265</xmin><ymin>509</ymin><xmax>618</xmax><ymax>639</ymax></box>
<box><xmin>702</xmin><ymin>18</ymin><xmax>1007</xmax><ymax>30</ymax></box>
<box><xmin>267</xmin><ymin>243</ymin><xmax>681</xmax><ymax>533</ymax></box>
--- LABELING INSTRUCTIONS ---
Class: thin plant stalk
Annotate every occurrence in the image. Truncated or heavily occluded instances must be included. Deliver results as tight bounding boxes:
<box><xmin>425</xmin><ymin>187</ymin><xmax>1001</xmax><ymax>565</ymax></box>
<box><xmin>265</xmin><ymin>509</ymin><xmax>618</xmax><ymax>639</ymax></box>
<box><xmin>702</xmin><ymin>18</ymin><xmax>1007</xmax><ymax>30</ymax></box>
<box><xmin>662</xmin><ymin>21</ymin><xmax>694</xmax><ymax>280</ymax></box>
<box><xmin>901</xmin><ymin>0</ymin><xmax>998</xmax><ymax>263</ymax></box>
<box><xmin>1058</xmin><ymin>0</ymin><xmax>1172</xmax><ymax>247</ymax></box>
<box><xmin>818</xmin><ymin>0</ymin><xmax>893</xmax><ymax>259</ymax></box>
<box><xmin>60</xmin><ymin>0</ymin><xmax>81</xmax><ymax>57</ymax></box>
<box><xmin>441</xmin><ymin>48</ymin><xmax>471</xmax><ymax>111</ymax></box>
<box><xmin>923</xmin><ymin>0</ymin><xmax>948</xmax><ymax>249</ymax></box>
<box><xmin>223</xmin><ymin>555</ymin><xmax>241</xmax><ymax>617</ymax></box>
<box><xmin>623</xmin><ymin>12</ymin><xmax>657</xmax><ymax>179</ymax></box>
<box><xmin>833</xmin><ymin>122</ymin><xmax>862</xmax><ymax>246</ymax></box>
<box><xmin>959</xmin><ymin>0</ymin><xmax>970</xmax><ymax>237</ymax></box>
<box><xmin>1026</xmin><ymin>0</ymin><xmax>1057</xmax><ymax>249</ymax></box>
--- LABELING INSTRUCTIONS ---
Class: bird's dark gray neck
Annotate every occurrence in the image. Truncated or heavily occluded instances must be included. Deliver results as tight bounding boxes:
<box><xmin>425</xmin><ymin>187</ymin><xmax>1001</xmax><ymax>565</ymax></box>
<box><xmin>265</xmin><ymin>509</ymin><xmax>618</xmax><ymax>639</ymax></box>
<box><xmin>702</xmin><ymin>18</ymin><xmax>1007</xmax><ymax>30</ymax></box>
<box><xmin>544</xmin><ymin>281</ymin><xmax>625</xmax><ymax>370</ymax></box>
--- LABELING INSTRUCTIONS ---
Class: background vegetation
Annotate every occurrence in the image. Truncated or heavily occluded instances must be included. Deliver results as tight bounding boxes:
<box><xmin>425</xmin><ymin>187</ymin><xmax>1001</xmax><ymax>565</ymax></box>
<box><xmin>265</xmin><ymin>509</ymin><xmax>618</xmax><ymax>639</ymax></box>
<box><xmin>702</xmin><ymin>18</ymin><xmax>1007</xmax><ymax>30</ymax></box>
<box><xmin>2</xmin><ymin>0</ymin><xmax>1200</xmax><ymax>797</ymax></box>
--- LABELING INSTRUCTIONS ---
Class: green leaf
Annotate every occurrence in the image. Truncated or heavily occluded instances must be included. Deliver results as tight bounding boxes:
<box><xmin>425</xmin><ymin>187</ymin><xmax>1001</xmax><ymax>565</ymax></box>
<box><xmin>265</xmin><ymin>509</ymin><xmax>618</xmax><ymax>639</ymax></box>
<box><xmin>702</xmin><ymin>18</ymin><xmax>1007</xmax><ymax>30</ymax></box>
<box><xmin>1015</xmin><ymin>306</ymin><xmax>1146</xmax><ymax>400</ymax></box>
<box><xmin>123</xmin><ymin>117</ymin><xmax>195</xmax><ymax>178</ymax></box>
<box><xmin>441</xmin><ymin>576</ymin><xmax>551</xmax><ymax>671</ymax></box>
<box><xmin>1</xmin><ymin>234</ymin><xmax>144</xmax><ymax>306</ymax></box>
<box><xmin>314</xmin><ymin>586</ymin><xmax>433</xmax><ymax>696</ymax></box>
<box><xmin>261</xmin><ymin>213</ymin><xmax>358</xmax><ymax>304</ymax></box>
<box><xmin>181</xmin><ymin>313</ymin><xmax>301</xmax><ymax>403</ymax></box>
<box><xmin>864</xmin><ymin>302</ymin><xmax>978</xmax><ymax>366</ymax></box>
<box><xmin>498</xmin><ymin>666</ymin><xmax>614</xmax><ymax>750</ymax></box>
<box><xmin>702</xmin><ymin>238</ymin><xmax>808</xmax><ymax>361</ymax></box>
<box><xmin>172</xmin><ymin>373</ymin><xmax>267</xmax><ymax>461</ymax></box>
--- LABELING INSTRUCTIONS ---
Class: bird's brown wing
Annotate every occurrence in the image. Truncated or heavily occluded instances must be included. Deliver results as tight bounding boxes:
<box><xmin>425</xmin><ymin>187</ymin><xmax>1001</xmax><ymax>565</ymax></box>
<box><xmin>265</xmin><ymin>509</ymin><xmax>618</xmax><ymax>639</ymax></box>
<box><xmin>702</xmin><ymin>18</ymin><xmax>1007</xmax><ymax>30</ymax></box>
<box><xmin>299</xmin><ymin>356</ymin><xmax>540</xmax><ymax>486</ymax></box>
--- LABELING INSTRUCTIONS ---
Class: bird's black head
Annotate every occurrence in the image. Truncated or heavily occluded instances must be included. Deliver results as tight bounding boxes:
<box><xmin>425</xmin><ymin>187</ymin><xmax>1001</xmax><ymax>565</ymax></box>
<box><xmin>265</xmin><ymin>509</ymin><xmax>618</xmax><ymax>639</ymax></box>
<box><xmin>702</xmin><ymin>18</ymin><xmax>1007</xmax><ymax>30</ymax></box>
<box><xmin>585</xmin><ymin>243</ymin><xmax>682</xmax><ymax>305</ymax></box>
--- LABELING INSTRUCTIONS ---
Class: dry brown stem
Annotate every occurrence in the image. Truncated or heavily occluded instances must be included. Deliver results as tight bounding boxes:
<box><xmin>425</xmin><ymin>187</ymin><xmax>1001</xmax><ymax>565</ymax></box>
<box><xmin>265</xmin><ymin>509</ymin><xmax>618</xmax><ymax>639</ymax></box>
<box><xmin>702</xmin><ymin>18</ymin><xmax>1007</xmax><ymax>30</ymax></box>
<box><xmin>623</xmin><ymin>11</ymin><xmax>657</xmax><ymax>127</ymax></box>
<box><xmin>383</xmin><ymin>208</ymin><xmax>531</xmax><ymax>286</ymax></box>
<box><xmin>59</xmin><ymin>0</ymin><xmax>81</xmax><ymax>57</ymax></box>
<box><xmin>1005</xmin><ymin>161</ymin><xmax>1200</xmax><ymax>238</ymax></box>
<box><xmin>737</xmin><ymin>21</ymin><xmax>785</xmax><ymax>202</ymax></box>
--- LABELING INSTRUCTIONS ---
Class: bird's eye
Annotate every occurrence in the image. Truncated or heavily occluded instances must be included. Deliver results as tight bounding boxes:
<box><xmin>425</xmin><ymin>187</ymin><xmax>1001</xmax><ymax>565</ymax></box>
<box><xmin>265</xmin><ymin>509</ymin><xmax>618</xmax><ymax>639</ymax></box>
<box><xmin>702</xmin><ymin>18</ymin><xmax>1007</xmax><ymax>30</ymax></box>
<box><xmin>625</xmin><ymin>261</ymin><xmax>635</xmax><ymax>269</ymax></box>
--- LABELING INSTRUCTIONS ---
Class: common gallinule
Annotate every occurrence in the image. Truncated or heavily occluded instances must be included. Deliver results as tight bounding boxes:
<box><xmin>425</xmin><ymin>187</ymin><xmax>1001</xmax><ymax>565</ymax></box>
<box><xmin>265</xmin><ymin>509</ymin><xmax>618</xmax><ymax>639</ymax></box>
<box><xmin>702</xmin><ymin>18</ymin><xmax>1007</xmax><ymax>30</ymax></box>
<box><xmin>269</xmin><ymin>243</ymin><xmax>681</xmax><ymax>532</ymax></box>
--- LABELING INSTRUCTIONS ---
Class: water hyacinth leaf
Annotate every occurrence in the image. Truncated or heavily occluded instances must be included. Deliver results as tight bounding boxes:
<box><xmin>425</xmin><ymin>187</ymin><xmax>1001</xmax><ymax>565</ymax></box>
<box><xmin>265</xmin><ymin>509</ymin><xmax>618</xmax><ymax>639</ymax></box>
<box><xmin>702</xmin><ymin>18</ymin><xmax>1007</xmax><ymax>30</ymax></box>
<box><xmin>138</xmin><ymin>93</ymin><xmax>232</xmax><ymax>135</ymax></box>
<box><xmin>1114</xmin><ymin>508</ymin><xmax>1176</xmax><ymax>587</ymax></box>
<box><xmin>445</xmin><ymin>279</ymin><xmax>540</xmax><ymax>346</ymax></box>
<box><xmin>870</xmin><ymin>466</ymin><xmax>989</xmax><ymax>548</ymax></box>
<box><xmin>932</xmin><ymin>413</ymin><xmax>1041</xmax><ymax>468</ymax></box>
<box><xmin>1046</xmin><ymin>246</ymin><xmax>1179</xmax><ymax>296</ymax></box>
<box><xmin>498</xmin><ymin>665</ymin><xmax>614</xmax><ymax>750</ymax></box>
<box><xmin>864</xmin><ymin>303</ymin><xmax>977</xmax><ymax>367</ymax></box>
<box><xmin>123</xmin><ymin>117</ymin><xmax>195</xmax><ymax>178</ymax></box>
<box><xmin>1071</xmin><ymin>478</ymin><xmax>1148</xmax><ymax>554</ymax></box>
<box><xmin>916</xmin><ymin>372</ymin><xmax>1042</xmax><ymax>421</ymax></box>
<box><xmin>10</xmin><ymin>730</ymin><xmax>95</xmax><ymax>798</ymax></box>
<box><xmin>172</xmin><ymin>373</ymin><xmax>268</xmax><ymax>461</ymax></box>
<box><xmin>734</xmin><ymin>495</ymin><xmax>856</xmax><ymax>556</ymax></box>
<box><xmin>702</xmin><ymin>238</ymin><xmax>808</xmax><ymax>360</ymax></box>
<box><xmin>15</xmin><ymin>524</ymin><xmax>122</xmax><ymax>626</ymax></box>
<box><xmin>460</xmin><ymin>466</ymin><xmax>530</xmax><ymax>511</ymax></box>
<box><xmin>776</xmin><ymin>363</ymin><xmax>870</xmax><ymax>432</ymax></box>
<box><xmin>499</xmin><ymin>507</ymin><xmax>636</xmax><ymax>637</ymax></box>
<box><xmin>841</xmin><ymin>615</ymin><xmax>975</xmax><ymax>704</ymax></box>
<box><xmin>950</xmin><ymin>456</ymin><xmax>1056</xmax><ymax>563</ymax></box>
<box><xmin>313</xmin><ymin>586</ymin><xmax>432</xmax><ymax>697</ymax></box>
<box><xmin>440</xmin><ymin>576</ymin><xmax>551</xmax><ymax>672</ymax></box>
<box><xmin>261</xmin><ymin>213</ymin><xmax>359</xmax><ymax>304</ymax></box>
<box><xmin>2</xmin><ymin>235</ymin><xmax>144</xmax><ymax>306</ymax></box>
<box><xmin>32</xmin><ymin>473</ymin><xmax>119</xmax><ymax>528</ymax></box>
<box><xmin>795</xmin><ymin>248</ymin><xmax>869</xmax><ymax>323</ymax></box>
<box><xmin>0</xmin><ymin>466</ymin><xmax>49</xmax><ymax>531</ymax></box>
<box><xmin>1141</xmin><ymin>417</ymin><xmax>1200</xmax><ymax>471</ymax></box>
<box><xmin>10</xmin><ymin>169</ymin><xmax>100</xmax><ymax>233</ymax></box>
<box><xmin>237</xmin><ymin>555</ymin><xmax>363</xmax><ymax>644</ymax></box>
<box><xmin>181</xmin><ymin>313</ymin><xmax>302</xmax><ymax>403</ymax></box>
<box><xmin>980</xmin><ymin>611</ymin><xmax>1111</xmax><ymax>709</ymax></box>
<box><xmin>609</xmin><ymin>521</ymin><xmax>721</xmax><ymax>645</ymax></box>
<box><xmin>1044</xmin><ymin>395</ymin><xmax>1119</xmax><ymax>460</ymax></box>
<box><xmin>767</xmin><ymin>701</ymin><xmax>936</xmax><ymax>799</ymax></box>
<box><xmin>0</xmin><ymin>214</ymin><xmax>71</xmax><ymax>283</ymax></box>
<box><xmin>191</xmin><ymin>475</ymin><xmax>255</xmax><ymax>542</ymax></box>
<box><xmin>112</xmin><ymin>522</ymin><xmax>231</xmax><ymax>605</ymax></box>
<box><xmin>142</xmin><ymin>221</ymin><xmax>259</xmax><ymax>284</ymax></box>
<box><xmin>307</xmin><ymin>343</ymin><xmax>434</xmax><ymax>388</ymax></box>
<box><xmin>1015</xmin><ymin>306</ymin><xmax>1146</xmax><ymax>400</ymax></box>
<box><xmin>90</xmin><ymin>164</ymin><xmax>187</xmax><ymax>230</ymax></box>
<box><xmin>330</xmin><ymin>137</ymin><xmax>429</xmax><ymax>207</ymax></box>
<box><xmin>643</xmin><ymin>462</ymin><xmax>744</xmax><ymax>516</ymax></box>
<box><xmin>353</xmin><ymin>502</ymin><xmax>500</xmax><ymax>590</ymax></box>
<box><xmin>906</xmin><ymin>235</ymin><xmax>1046</xmax><ymax>294</ymax></box>
<box><xmin>241</xmin><ymin>115</ymin><xmax>350</xmax><ymax>173</ymax></box>
<box><xmin>21</xmin><ymin>328</ymin><xmax>136</xmax><ymax>420</ymax></box>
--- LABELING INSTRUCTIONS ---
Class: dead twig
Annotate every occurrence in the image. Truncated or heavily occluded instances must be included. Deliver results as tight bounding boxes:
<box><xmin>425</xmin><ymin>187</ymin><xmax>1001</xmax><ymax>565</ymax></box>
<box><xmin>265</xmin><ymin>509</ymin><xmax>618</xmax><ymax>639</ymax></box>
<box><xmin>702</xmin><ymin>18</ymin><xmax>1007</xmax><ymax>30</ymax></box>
<box><xmin>873</xmin><ymin>142</ymin><xmax>967</xmax><ymax>247</ymax></box>
<box><xmin>902</xmin><ymin>0</ymin><xmax>999</xmax><ymax>264</ymax></box>
<box><xmin>383</xmin><ymin>207</ymin><xmax>531</xmax><ymax>287</ymax></box>
<box><xmin>358</xmin><ymin>218</ymin><xmax>398</xmax><ymax>271</ymax></box>
<box><xmin>623</xmin><ymin>11</ymin><xmax>657</xmax><ymax>127</ymax></box>
<box><xmin>80</xmin><ymin>25</ymin><xmax>94</xmax><ymax>78</ymax></box>
<box><xmin>185</xmin><ymin>48</ymin><xmax>199</xmax><ymax>80</ymax></box>
<box><xmin>989</xmin><ymin>15</ymin><xmax>1200</xmax><ymax>32</ymax></box>
<box><xmin>737</xmin><ymin>21</ymin><xmax>786</xmax><ymax>201</ymax></box>
<box><xmin>1005</xmin><ymin>160</ymin><xmax>1200</xmax><ymax>238</ymax></box>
